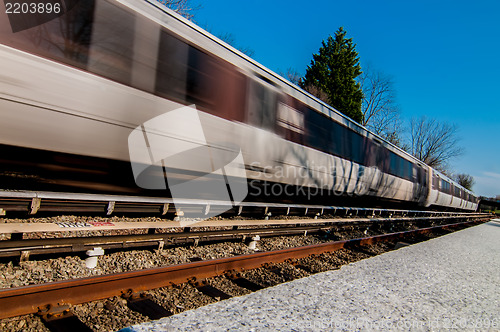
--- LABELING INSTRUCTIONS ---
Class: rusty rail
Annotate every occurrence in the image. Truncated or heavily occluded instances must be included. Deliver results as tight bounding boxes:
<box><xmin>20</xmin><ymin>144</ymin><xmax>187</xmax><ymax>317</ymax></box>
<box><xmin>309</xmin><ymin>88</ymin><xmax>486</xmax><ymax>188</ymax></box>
<box><xmin>0</xmin><ymin>218</ymin><xmax>488</xmax><ymax>319</ymax></box>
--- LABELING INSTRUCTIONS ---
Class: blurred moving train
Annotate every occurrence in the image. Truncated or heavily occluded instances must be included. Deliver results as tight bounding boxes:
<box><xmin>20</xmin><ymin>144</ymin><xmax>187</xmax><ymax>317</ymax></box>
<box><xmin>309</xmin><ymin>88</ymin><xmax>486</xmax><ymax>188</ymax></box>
<box><xmin>0</xmin><ymin>0</ymin><xmax>478</xmax><ymax>211</ymax></box>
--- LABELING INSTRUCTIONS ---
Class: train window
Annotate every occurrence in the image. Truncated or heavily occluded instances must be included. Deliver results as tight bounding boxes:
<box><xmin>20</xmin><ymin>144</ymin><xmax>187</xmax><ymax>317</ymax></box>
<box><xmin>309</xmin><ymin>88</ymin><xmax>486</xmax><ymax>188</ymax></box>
<box><xmin>405</xmin><ymin>160</ymin><xmax>413</xmax><ymax>180</ymax></box>
<box><xmin>277</xmin><ymin>103</ymin><xmax>304</xmax><ymax>134</ymax></box>
<box><xmin>400</xmin><ymin>157</ymin><xmax>408</xmax><ymax>180</ymax></box>
<box><xmin>304</xmin><ymin>109</ymin><xmax>371</xmax><ymax>165</ymax></box>
<box><xmin>374</xmin><ymin>143</ymin><xmax>388</xmax><ymax>172</ymax></box>
<box><xmin>432</xmin><ymin>175</ymin><xmax>438</xmax><ymax>189</ymax></box>
<box><xmin>399</xmin><ymin>158</ymin><xmax>405</xmax><ymax>179</ymax></box>
<box><xmin>0</xmin><ymin>1</ymin><xmax>96</xmax><ymax>69</ymax></box>
<box><xmin>329</xmin><ymin>122</ymin><xmax>346</xmax><ymax>157</ymax></box>
<box><xmin>156</xmin><ymin>31</ymin><xmax>246</xmax><ymax>121</ymax></box>
<box><xmin>305</xmin><ymin>122</ymin><xmax>323</xmax><ymax>149</ymax></box>
<box><xmin>186</xmin><ymin>46</ymin><xmax>216</xmax><ymax>107</ymax></box>
<box><xmin>407</xmin><ymin>162</ymin><xmax>412</xmax><ymax>180</ymax></box>
<box><xmin>305</xmin><ymin>110</ymin><xmax>329</xmax><ymax>151</ymax></box>
<box><xmin>441</xmin><ymin>180</ymin><xmax>450</xmax><ymax>194</ymax></box>
<box><xmin>87</xmin><ymin>0</ymin><xmax>135</xmax><ymax>85</ymax></box>
<box><xmin>247</xmin><ymin>80</ymin><xmax>277</xmax><ymax>131</ymax></box>
<box><xmin>350</xmin><ymin>131</ymin><xmax>364</xmax><ymax>164</ymax></box>
<box><xmin>155</xmin><ymin>30</ymin><xmax>189</xmax><ymax>103</ymax></box>
<box><xmin>389</xmin><ymin>152</ymin><xmax>399</xmax><ymax>178</ymax></box>
<box><xmin>186</xmin><ymin>46</ymin><xmax>243</xmax><ymax>116</ymax></box>
<box><xmin>387</xmin><ymin>152</ymin><xmax>414</xmax><ymax>180</ymax></box>
<box><xmin>416</xmin><ymin>167</ymin><xmax>426</xmax><ymax>185</ymax></box>
<box><xmin>0</xmin><ymin>0</ymin><xmax>135</xmax><ymax>86</ymax></box>
<box><xmin>363</xmin><ymin>139</ymin><xmax>375</xmax><ymax>166</ymax></box>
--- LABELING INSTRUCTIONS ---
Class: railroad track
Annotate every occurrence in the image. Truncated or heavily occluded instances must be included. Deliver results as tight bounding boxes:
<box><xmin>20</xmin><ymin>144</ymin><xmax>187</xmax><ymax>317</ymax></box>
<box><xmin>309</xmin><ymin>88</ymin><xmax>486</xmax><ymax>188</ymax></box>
<box><xmin>0</xmin><ymin>213</ymin><xmax>488</xmax><ymax>259</ymax></box>
<box><xmin>0</xmin><ymin>217</ymin><xmax>489</xmax><ymax>332</ymax></box>
<box><xmin>1</xmin><ymin>189</ymin><xmax>487</xmax><ymax>260</ymax></box>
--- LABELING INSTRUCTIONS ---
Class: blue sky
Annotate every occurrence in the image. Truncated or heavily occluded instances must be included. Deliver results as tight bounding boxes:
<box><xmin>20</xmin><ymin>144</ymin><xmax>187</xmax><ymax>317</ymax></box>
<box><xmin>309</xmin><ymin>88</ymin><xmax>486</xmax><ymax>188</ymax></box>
<box><xmin>192</xmin><ymin>0</ymin><xmax>500</xmax><ymax>197</ymax></box>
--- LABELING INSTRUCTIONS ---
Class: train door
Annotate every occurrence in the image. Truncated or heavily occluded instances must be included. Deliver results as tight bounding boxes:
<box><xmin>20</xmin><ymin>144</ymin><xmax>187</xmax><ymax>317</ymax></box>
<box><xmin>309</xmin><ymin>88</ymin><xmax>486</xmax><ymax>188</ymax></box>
<box><xmin>246</xmin><ymin>76</ymin><xmax>279</xmax><ymax>131</ymax></box>
<box><xmin>415</xmin><ymin>166</ymin><xmax>428</xmax><ymax>204</ymax></box>
<box><xmin>424</xmin><ymin>168</ymin><xmax>437</xmax><ymax>207</ymax></box>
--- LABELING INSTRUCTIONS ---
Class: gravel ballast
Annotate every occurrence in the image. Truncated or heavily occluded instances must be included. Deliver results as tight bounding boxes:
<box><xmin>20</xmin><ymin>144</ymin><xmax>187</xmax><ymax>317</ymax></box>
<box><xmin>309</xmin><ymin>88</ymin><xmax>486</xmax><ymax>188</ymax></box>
<box><xmin>126</xmin><ymin>221</ymin><xmax>500</xmax><ymax>332</ymax></box>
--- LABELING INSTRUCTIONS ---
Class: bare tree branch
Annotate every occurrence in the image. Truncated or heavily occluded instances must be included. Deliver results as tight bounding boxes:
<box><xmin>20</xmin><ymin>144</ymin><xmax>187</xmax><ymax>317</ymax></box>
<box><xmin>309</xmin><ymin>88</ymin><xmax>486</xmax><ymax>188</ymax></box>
<box><xmin>278</xmin><ymin>67</ymin><xmax>302</xmax><ymax>86</ymax></box>
<box><xmin>405</xmin><ymin>116</ymin><xmax>464</xmax><ymax>172</ymax></box>
<box><xmin>157</xmin><ymin>0</ymin><xmax>199</xmax><ymax>20</ymax></box>
<box><xmin>358</xmin><ymin>66</ymin><xmax>402</xmax><ymax>146</ymax></box>
<box><xmin>302</xmin><ymin>83</ymin><xmax>331</xmax><ymax>105</ymax></box>
<box><xmin>216</xmin><ymin>32</ymin><xmax>255</xmax><ymax>57</ymax></box>
<box><xmin>453</xmin><ymin>173</ymin><xmax>475</xmax><ymax>191</ymax></box>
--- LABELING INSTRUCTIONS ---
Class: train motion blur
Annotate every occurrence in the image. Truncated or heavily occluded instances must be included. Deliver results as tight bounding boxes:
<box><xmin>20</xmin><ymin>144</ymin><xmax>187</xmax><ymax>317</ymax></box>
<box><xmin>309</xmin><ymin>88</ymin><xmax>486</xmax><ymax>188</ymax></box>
<box><xmin>0</xmin><ymin>0</ymin><xmax>478</xmax><ymax>211</ymax></box>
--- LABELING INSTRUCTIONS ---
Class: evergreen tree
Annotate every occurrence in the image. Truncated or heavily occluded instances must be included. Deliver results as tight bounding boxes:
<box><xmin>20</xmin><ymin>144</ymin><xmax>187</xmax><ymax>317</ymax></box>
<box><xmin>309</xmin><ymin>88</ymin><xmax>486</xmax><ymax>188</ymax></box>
<box><xmin>302</xmin><ymin>27</ymin><xmax>364</xmax><ymax>123</ymax></box>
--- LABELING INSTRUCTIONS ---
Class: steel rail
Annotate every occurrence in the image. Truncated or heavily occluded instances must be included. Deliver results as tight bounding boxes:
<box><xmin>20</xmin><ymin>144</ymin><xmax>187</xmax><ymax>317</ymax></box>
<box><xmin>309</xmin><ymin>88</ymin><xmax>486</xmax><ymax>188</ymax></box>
<box><xmin>0</xmin><ymin>225</ymin><xmax>331</xmax><ymax>258</ymax></box>
<box><xmin>0</xmin><ymin>214</ymin><xmax>489</xmax><ymax>258</ymax></box>
<box><xmin>0</xmin><ymin>218</ymin><xmax>488</xmax><ymax>319</ymax></box>
<box><xmin>0</xmin><ymin>214</ymin><xmax>488</xmax><ymax>235</ymax></box>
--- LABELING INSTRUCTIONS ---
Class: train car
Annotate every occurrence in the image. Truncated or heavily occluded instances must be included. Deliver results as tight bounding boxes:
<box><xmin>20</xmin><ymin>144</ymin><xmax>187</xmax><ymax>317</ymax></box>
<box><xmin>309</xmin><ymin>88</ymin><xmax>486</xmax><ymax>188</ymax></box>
<box><xmin>0</xmin><ymin>0</ymin><xmax>478</xmax><ymax>210</ymax></box>
<box><xmin>426</xmin><ymin>170</ymin><xmax>478</xmax><ymax>210</ymax></box>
